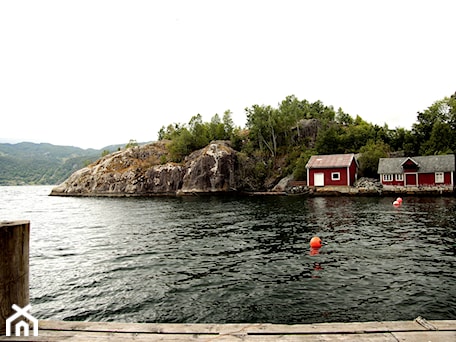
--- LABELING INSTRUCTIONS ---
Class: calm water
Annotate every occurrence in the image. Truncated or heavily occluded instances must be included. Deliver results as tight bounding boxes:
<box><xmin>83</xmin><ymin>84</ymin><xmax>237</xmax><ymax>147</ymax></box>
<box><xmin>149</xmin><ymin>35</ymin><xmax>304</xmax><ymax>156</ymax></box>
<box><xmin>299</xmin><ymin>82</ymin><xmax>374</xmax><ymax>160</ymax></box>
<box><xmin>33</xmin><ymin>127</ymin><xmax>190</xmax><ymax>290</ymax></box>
<box><xmin>1</xmin><ymin>186</ymin><xmax>455</xmax><ymax>324</ymax></box>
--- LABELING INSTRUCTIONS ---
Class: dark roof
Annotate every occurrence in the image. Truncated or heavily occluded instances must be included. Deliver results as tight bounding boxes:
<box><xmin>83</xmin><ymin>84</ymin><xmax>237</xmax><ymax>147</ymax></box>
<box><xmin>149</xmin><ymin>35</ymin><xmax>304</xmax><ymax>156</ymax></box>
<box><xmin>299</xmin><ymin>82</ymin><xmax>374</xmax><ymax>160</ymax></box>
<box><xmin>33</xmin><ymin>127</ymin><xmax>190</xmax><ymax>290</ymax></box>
<box><xmin>306</xmin><ymin>153</ymin><xmax>356</xmax><ymax>169</ymax></box>
<box><xmin>378</xmin><ymin>154</ymin><xmax>456</xmax><ymax>174</ymax></box>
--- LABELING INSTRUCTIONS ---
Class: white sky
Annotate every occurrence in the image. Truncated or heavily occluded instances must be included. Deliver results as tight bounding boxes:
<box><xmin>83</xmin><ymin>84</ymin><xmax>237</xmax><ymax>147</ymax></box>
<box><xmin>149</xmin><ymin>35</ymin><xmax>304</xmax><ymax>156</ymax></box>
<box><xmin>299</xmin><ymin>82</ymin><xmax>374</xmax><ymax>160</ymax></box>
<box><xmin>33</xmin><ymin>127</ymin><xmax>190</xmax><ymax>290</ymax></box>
<box><xmin>1</xmin><ymin>0</ymin><xmax>455</xmax><ymax>149</ymax></box>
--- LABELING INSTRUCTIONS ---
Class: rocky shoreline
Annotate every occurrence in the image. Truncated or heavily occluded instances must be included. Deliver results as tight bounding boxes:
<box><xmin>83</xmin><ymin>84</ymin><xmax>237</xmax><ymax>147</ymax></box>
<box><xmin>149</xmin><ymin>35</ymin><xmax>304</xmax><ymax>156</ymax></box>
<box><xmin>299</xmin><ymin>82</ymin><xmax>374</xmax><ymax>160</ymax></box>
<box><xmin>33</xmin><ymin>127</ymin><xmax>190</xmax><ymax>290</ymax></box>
<box><xmin>283</xmin><ymin>177</ymin><xmax>454</xmax><ymax>196</ymax></box>
<box><xmin>50</xmin><ymin>141</ymin><xmax>239</xmax><ymax>197</ymax></box>
<box><xmin>50</xmin><ymin>141</ymin><xmax>455</xmax><ymax>197</ymax></box>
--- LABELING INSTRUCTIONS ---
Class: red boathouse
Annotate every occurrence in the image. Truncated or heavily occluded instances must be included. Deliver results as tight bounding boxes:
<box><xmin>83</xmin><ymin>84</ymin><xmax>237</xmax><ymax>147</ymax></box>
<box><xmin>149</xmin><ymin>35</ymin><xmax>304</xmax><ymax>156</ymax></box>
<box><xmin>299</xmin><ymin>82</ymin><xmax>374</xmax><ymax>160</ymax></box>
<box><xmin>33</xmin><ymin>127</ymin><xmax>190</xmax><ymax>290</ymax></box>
<box><xmin>306</xmin><ymin>153</ymin><xmax>358</xmax><ymax>187</ymax></box>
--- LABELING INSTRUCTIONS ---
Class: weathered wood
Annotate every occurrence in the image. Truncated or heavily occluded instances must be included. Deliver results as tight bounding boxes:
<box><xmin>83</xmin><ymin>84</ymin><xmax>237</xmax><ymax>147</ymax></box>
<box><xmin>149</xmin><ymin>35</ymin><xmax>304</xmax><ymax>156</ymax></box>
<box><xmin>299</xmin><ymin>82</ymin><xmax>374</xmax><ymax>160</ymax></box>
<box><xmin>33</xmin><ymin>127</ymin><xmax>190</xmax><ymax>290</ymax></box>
<box><xmin>392</xmin><ymin>331</ymin><xmax>456</xmax><ymax>342</ymax></box>
<box><xmin>0</xmin><ymin>330</ymin><xmax>402</xmax><ymax>341</ymax></box>
<box><xmin>0</xmin><ymin>319</ymin><xmax>447</xmax><ymax>341</ymax></box>
<box><xmin>38</xmin><ymin>320</ymin><xmax>432</xmax><ymax>334</ymax></box>
<box><xmin>0</xmin><ymin>220</ymin><xmax>30</xmax><ymax>335</ymax></box>
<box><xmin>415</xmin><ymin>315</ymin><xmax>437</xmax><ymax>330</ymax></box>
<box><xmin>37</xmin><ymin>319</ymin><xmax>456</xmax><ymax>334</ymax></box>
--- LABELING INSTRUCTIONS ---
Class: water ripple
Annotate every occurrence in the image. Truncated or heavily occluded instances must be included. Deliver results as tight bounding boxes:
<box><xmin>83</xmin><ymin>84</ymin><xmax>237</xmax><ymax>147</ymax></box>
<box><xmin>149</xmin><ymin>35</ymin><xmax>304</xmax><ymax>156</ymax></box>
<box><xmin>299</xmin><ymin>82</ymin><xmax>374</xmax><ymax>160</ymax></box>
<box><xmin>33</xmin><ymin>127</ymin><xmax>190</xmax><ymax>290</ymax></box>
<box><xmin>1</xmin><ymin>187</ymin><xmax>455</xmax><ymax>323</ymax></box>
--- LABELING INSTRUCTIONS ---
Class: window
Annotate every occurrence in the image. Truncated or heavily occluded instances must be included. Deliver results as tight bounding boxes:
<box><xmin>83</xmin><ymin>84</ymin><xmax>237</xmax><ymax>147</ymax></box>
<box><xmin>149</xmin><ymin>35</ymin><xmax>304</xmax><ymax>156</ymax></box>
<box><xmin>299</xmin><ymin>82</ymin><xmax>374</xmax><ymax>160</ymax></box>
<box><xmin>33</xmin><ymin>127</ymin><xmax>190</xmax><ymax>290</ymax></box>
<box><xmin>331</xmin><ymin>172</ymin><xmax>340</xmax><ymax>181</ymax></box>
<box><xmin>395</xmin><ymin>174</ymin><xmax>404</xmax><ymax>181</ymax></box>
<box><xmin>435</xmin><ymin>172</ymin><xmax>444</xmax><ymax>183</ymax></box>
<box><xmin>383</xmin><ymin>174</ymin><xmax>393</xmax><ymax>182</ymax></box>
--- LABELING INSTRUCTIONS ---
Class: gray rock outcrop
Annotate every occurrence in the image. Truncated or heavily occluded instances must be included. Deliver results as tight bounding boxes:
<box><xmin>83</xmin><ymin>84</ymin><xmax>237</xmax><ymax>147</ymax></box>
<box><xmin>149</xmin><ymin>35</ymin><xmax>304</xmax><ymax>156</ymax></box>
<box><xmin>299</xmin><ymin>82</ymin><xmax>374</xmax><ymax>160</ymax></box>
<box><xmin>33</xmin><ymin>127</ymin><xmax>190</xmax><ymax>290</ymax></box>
<box><xmin>50</xmin><ymin>140</ymin><xmax>238</xmax><ymax>196</ymax></box>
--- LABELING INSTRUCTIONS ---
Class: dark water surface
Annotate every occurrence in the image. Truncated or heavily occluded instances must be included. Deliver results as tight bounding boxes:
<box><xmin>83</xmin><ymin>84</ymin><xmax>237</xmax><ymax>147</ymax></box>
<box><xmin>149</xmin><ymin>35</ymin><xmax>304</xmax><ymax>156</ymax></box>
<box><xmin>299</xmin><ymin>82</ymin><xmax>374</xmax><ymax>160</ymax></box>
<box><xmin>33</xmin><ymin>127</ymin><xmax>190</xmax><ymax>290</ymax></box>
<box><xmin>1</xmin><ymin>186</ymin><xmax>455</xmax><ymax>324</ymax></box>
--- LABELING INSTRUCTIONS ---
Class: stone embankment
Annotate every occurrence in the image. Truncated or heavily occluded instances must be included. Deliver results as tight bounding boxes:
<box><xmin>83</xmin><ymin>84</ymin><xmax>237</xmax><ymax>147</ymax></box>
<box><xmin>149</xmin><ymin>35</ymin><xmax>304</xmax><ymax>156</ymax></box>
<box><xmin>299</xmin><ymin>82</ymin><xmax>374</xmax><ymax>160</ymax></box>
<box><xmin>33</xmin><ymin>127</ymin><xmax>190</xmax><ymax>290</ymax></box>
<box><xmin>354</xmin><ymin>177</ymin><xmax>383</xmax><ymax>194</ymax></box>
<box><xmin>282</xmin><ymin>177</ymin><xmax>383</xmax><ymax>196</ymax></box>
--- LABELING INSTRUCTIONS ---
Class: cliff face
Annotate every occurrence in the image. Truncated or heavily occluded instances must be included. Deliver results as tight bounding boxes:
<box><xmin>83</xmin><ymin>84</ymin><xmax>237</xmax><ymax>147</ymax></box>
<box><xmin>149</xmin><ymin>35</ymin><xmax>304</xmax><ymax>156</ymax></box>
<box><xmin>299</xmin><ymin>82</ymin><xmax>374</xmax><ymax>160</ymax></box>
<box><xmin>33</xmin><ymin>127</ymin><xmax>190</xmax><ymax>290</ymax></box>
<box><xmin>179</xmin><ymin>142</ymin><xmax>237</xmax><ymax>194</ymax></box>
<box><xmin>50</xmin><ymin>141</ymin><xmax>239</xmax><ymax>196</ymax></box>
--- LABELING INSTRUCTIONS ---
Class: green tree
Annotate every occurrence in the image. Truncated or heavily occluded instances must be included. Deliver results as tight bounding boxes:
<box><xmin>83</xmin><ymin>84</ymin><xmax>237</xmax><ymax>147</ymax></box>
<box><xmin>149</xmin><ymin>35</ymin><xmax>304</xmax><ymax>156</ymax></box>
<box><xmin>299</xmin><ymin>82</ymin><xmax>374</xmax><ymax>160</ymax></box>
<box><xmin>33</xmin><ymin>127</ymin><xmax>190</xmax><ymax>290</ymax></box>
<box><xmin>245</xmin><ymin>104</ymin><xmax>279</xmax><ymax>158</ymax></box>
<box><xmin>158</xmin><ymin>123</ymin><xmax>186</xmax><ymax>141</ymax></box>
<box><xmin>309</xmin><ymin>100</ymin><xmax>336</xmax><ymax>122</ymax></box>
<box><xmin>168</xmin><ymin>127</ymin><xmax>193</xmax><ymax>161</ymax></box>
<box><xmin>158</xmin><ymin>123</ymin><xmax>194</xmax><ymax>161</ymax></box>
<box><xmin>315</xmin><ymin>124</ymin><xmax>343</xmax><ymax>154</ymax></box>
<box><xmin>340</xmin><ymin>120</ymin><xmax>375</xmax><ymax>152</ymax></box>
<box><xmin>412</xmin><ymin>95</ymin><xmax>456</xmax><ymax>155</ymax></box>
<box><xmin>422</xmin><ymin>120</ymin><xmax>453</xmax><ymax>155</ymax></box>
<box><xmin>189</xmin><ymin>114</ymin><xmax>210</xmax><ymax>149</ymax></box>
<box><xmin>277</xmin><ymin>95</ymin><xmax>309</xmax><ymax>151</ymax></box>
<box><xmin>386</xmin><ymin>127</ymin><xmax>417</xmax><ymax>156</ymax></box>
<box><xmin>335</xmin><ymin>107</ymin><xmax>354</xmax><ymax>126</ymax></box>
<box><xmin>358</xmin><ymin>140</ymin><xmax>390</xmax><ymax>178</ymax></box>
<box><xmin>208</xmin><ymin>113</ymin><xmax>222</xmax><ymax>140</ymax></box>
<box><xmin>278</xmin><ymin>95</ymin><xmax>310</xmax><ymax>140</ymax></box>
<box><xmin>293</xmin><ymin>149</ymin><xmax>315</xmax><ymax>180</ymax></box>
<box><xmin>222</xmin><ymin>110</ymin><xmax>235</xmax><ymax>137</ymax></box>
<box><xmin>125</xmin><ymin>139</ymin><xmax>138</xmax><ymax>149</ymax></box>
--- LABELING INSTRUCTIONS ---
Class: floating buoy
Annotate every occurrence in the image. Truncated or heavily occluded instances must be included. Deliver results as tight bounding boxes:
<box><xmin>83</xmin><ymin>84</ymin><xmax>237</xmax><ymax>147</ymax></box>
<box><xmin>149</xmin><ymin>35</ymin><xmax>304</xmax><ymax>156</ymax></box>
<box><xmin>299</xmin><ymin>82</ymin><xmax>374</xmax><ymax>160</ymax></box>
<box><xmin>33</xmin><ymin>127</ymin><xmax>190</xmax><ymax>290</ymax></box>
<box><xmin>396</xmin><ymin>197</ymin><xmax>403</xmax><ymax>204</ymax></box>
<box><xmin>393</xmin><ymin>200</ymin><xmax>401</xmax><ymax>207</ymax></box>
<box><xmin>310</xmin><ymin>236</ymin><xmax>322</xmax><ymax>248</ymax></box>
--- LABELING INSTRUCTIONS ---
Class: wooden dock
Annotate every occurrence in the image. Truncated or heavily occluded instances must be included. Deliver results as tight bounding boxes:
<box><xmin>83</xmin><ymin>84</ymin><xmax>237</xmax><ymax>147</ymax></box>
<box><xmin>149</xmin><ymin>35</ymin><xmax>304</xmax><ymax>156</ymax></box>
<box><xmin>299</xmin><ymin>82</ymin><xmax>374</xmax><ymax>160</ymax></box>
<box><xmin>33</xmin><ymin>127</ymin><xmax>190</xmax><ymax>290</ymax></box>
<box><xmin>0</xmin><ymin>317</ymin><xmax>454</xmax><ymax>341</ymax></box>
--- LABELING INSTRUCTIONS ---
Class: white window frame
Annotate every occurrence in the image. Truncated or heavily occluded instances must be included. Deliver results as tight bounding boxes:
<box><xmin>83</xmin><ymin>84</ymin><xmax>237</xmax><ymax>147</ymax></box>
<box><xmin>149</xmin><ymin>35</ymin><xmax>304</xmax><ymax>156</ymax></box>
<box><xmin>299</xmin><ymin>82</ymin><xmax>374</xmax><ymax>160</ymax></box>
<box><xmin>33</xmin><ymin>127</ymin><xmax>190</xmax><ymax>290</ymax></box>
<box><xmin>395</xmin><ymin>174</ymin><xmax>404</xmax><ymax>181</ymax></box>
<box><xmin>435</xmin><ymin>172</ymin><xmax>444</xmax><ymax>183</ymax></box>
<box><xmin>331</xmin><ymin>172</ymin><xmax>340</xmax><ymax>181</ymax></box>
<box><xmin>383</xmin><ymin>174</ymin><xmax>393</xmax><ymax>182</ymax></box>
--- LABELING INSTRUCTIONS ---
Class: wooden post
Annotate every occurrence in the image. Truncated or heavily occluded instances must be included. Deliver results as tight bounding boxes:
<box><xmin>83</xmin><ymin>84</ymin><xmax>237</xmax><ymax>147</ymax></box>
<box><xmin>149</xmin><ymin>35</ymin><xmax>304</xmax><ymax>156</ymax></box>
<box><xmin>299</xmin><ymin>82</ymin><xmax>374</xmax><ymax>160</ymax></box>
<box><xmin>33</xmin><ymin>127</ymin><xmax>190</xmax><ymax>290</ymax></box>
<box><xmin>0</xmin><ymin>220</ymin><xmax>30</xmax><ymax>335</ymax></box>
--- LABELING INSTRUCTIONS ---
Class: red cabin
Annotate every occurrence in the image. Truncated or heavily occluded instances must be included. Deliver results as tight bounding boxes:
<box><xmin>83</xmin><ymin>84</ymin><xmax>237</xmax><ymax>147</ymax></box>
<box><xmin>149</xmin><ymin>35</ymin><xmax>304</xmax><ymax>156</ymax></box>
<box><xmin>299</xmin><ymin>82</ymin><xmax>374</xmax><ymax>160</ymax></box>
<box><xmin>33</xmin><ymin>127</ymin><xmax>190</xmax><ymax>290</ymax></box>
<box><xmin>306</xmin><ymin>154</ymin><xmax>358</xmax><ymax>187</ymax></box>
<box><xmin>378</xmin><ymin>155</ymin><xmax>455</xmax><ymax>189</ymax></box>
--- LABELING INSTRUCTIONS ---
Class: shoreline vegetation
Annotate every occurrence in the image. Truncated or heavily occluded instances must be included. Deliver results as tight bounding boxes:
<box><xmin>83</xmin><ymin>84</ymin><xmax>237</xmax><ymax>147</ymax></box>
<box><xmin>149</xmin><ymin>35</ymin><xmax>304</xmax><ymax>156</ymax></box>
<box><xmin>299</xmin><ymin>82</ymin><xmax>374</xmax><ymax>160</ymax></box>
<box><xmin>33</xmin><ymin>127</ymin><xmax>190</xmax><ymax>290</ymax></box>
<box><xmin>156</xmin><ymin>92</ymin><xmax>456</xmax><ymax>181</ymax></box>
<box><xmin>167</xmin><ymin>93</ymin><xmax>454</xmax><ymax>196</ymax></box>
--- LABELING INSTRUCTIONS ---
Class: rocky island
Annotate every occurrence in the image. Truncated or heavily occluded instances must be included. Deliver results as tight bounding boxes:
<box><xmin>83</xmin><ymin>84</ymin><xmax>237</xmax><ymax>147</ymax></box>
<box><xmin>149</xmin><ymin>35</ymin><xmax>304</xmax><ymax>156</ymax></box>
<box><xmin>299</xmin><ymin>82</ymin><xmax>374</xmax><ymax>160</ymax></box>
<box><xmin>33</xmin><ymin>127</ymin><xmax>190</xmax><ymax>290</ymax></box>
<box><xmin>50</xmin><ymin>93</ymin><xmax>456</xmax><ymax>197</ymax></box>
<box><xmin>50</xmin><ymin>139</ymin><xmax>386</xmax><ymax>197</ymax></box>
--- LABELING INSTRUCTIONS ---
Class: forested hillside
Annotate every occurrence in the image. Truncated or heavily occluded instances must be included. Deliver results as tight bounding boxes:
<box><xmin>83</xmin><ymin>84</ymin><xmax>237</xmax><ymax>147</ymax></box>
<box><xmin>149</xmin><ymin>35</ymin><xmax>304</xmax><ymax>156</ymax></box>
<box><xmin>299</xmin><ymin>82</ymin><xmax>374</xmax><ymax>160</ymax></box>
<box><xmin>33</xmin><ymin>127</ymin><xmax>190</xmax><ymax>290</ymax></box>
<box><xmin>0</xmin><ymin>142</ymin><xmax>122</xmax><ymax>185</ymax></box>
<box><xmin>159</xmin><ymin>92</ymin><xmax>456</xmax><ymax>188</ymax></box>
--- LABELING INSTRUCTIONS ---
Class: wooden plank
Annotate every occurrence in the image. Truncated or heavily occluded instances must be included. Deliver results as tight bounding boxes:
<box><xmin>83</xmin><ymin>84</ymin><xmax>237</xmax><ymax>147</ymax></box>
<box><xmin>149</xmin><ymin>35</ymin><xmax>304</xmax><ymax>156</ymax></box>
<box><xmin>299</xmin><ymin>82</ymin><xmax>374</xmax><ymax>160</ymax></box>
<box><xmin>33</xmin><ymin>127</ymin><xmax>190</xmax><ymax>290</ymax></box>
<box><xmin>39</xmin><ymin>321</ymin><xmax>386</xmax><ymax>335</ymax></box>
<box><xmin>428</xmin><ymin>320</ymin><xmax>456</xmax><ymax>330</ymax></box>
<box><xmin>393</xmin><ymin>331</ymin><xmax>456</xmax><ymax>342</ymax></box>
<box><xmin>257</xmin><ymin>321</ymin><xmax>426</xmax><ymax>334</ymax></box>
<box><xmin>0</xmin><ymin>330</ymin><xmax>402</xmax><ymax>342</ymax></box>
<box><xmin>0</xmin><ymin>320</ymin><xmax>454</xmax><ymax>341</ymax></box>
<box><xmin>39</xmin><ymin>320</ymin><xmax>224</xmax><ymax>334</ymax></box>
<box><xmin>38</xmin><ymin>320</ymin><xmax>432</xmax><ymax>334</ymax></box>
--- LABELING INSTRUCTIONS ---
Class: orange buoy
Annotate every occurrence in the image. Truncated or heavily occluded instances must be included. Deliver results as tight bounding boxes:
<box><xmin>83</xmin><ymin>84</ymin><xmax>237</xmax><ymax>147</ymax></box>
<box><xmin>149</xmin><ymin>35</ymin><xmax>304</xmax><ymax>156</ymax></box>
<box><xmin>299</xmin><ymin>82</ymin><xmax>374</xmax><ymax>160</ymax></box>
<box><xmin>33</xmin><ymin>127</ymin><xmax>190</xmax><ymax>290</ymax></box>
<box><xmin>393</xmin><ymin>200</ymin><xmax>400</xmax><ymax>207</ymax></box>
<box><xmin>310</xmin><ymin>236</ymin><xmax>322</xmax><ymax>248</ymax></box>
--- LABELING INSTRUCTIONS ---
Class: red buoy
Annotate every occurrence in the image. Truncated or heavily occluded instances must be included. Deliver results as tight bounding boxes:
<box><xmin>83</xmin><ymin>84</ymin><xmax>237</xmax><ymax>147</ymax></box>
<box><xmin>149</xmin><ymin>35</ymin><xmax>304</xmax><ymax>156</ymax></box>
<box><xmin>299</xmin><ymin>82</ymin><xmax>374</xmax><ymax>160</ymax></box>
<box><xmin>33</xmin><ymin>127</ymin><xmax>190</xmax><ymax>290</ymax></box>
<box><xmin>396</xmin><ymin>197</ymin><xmax>403</xmax><ymax>204</ymax></box>
<box><xmin>393</xmin><ymin>200</ymin><xmax>400</xmax><ymax>207</ymax></box>
<box><xmin>310</xmin><ymin>236</ymin><xmax>322</xmax><ymax>248</ymax></box>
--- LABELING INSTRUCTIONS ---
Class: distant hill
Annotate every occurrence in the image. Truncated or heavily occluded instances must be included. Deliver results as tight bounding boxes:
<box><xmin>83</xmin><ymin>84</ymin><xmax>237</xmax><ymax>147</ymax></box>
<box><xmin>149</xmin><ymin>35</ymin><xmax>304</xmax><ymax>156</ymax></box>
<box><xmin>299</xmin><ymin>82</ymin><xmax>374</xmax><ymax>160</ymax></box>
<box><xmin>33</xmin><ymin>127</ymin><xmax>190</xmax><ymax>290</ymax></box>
<box><xmin>0</xmin><ymin>142</ymin><xmax>125</xmax><ymax>185</ymax></box>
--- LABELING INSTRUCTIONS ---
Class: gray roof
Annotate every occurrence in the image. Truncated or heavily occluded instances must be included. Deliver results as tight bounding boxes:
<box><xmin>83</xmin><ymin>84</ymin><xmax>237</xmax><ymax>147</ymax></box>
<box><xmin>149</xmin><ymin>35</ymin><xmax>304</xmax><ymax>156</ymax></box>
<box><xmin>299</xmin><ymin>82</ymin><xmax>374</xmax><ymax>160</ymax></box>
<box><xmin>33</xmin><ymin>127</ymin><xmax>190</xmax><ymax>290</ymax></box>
<box><xmin>378</xmin><ymin>154</ymin><xmax>455</xmax><ymax>174</ymax></box>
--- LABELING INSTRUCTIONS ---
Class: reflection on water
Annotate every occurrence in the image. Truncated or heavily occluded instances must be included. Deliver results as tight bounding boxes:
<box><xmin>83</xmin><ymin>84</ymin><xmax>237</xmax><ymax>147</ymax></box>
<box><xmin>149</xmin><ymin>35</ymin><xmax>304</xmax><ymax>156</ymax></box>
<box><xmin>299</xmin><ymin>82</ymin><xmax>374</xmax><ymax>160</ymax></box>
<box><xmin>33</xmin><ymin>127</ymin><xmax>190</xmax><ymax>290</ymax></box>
<box><xmin>0</xmin><ymin>186</ymin><xmax>455</xmax><ymax>324</ymax></box>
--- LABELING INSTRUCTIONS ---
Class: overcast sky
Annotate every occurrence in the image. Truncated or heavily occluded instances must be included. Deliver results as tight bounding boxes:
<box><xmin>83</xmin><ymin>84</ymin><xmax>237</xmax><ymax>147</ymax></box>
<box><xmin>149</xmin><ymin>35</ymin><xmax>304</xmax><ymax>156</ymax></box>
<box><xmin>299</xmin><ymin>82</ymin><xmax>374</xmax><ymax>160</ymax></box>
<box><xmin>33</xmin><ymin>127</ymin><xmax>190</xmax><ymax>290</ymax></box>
<box><xmin>1</xmin><ymin>0</ymin><xmax>455</xmax><ymax>149</ymax></box>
